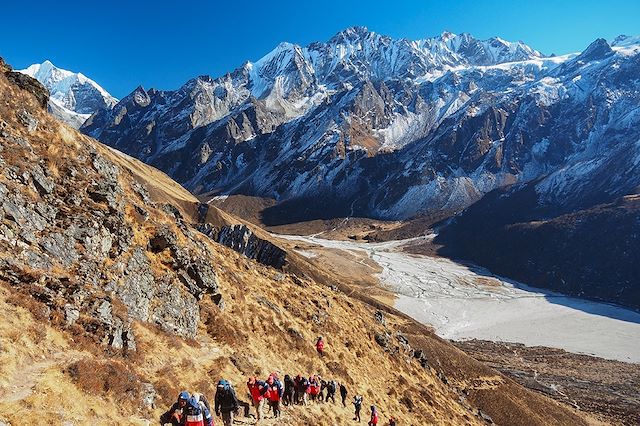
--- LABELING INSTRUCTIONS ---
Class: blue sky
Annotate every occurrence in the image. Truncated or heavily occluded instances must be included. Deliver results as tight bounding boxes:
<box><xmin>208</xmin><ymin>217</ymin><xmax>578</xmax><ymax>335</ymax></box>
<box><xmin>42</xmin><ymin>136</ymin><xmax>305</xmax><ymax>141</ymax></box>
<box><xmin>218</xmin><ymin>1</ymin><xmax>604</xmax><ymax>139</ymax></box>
<box><xmin>1</xmin><ymin>0</ymin><xmax>638</xmax><ymax>98</ymax></box>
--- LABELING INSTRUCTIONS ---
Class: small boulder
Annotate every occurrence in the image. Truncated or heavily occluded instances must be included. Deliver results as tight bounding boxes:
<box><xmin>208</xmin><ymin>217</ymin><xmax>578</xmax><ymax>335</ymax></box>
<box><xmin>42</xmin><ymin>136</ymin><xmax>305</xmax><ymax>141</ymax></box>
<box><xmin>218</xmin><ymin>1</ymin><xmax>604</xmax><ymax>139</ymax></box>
<box><xmin>140</xmin><ymin>382</ymin><xmax>156</xmax><ymax>408</ymax></box>
<box><xmin>477</xmin><ymin>409</ymin><xmax>494</xmax><ymax>424</ymax></box>
<box><xmin>375</xmin><ymin>332</ymin><xmax>391</xmax><ymax>349</ymax></box>
<box><xmin>16</xmin><ymin>109</ymin><xmax>38</xmax><ymax>132</ymax></box>
<box><xmin>40</xmin><ymin>232</ymin><xmax>79</xmax><ymax>267</ymax></box>
<box><xmin>148</xmin><ymin>227</ymin><xmax>176</xmax><ymax>253</ymax></box>
<box><xmin>30</xmin><ymin>164</ymin><xmax>55</xmax><ymax>195</ymax></box>
<box><xmin>64</xmin><ymin>304</ymin><xmax>80</xmax><ymax>326</ymax></box>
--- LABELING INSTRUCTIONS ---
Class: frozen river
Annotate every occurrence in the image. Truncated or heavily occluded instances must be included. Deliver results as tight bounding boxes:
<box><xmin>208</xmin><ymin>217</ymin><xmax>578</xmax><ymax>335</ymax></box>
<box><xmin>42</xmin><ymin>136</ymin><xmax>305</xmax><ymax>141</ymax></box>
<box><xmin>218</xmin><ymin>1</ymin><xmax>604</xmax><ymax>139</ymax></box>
<box><xmin>279</xmin><ymin>234</ymin><xmax>640</xmax><ymax>363</ymax></box>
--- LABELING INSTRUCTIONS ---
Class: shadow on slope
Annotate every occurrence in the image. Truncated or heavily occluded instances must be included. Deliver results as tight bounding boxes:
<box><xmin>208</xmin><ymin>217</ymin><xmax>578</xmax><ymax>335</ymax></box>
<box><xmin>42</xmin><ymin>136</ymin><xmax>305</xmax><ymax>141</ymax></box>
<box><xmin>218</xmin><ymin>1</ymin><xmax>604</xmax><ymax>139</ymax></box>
<box><xmin>260</xmin><ymin>193</ymin><xmax>355</xmax><ymax>226</ymax></box>
<box><xmin>434</xmin><ymin>183</ymin><xmax>640</xmax><ymax>312</ymax></box>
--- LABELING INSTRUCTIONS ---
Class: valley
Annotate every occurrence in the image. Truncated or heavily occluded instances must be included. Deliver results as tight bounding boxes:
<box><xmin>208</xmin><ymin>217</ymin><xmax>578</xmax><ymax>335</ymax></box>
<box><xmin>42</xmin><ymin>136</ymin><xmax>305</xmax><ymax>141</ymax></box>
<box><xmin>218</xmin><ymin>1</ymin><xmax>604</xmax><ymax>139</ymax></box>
<box><xmin>276</xmin><ymin>233</ymin><xmax>640</xmax><ymax>362</ymax></box>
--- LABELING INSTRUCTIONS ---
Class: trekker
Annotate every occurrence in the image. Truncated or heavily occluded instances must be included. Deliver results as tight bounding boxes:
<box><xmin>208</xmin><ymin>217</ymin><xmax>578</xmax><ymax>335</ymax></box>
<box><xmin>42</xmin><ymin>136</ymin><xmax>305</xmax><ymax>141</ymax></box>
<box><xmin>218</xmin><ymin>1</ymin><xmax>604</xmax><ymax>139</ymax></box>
<box><xmin>325</xmin><ymin>380</ymin><xmax>337</xmax><ymax>404</ymax></box>
<box><xmin>339</xmin><ymin>383</ymin><xmax>348</xmax><ymax>407</ymax></box>
<box><xmin>353</xmin><ymin>395</ymin><xmax>363</xmax><ymax>422</ymax></box>
<box><xmin>318</xmin><ymin>379</ymin><xmax>326</xmax><ymax>402</ymax></box>
<box><xmin>389</xmin><ymin>416</ymin><xmax>397</xmax><ymax>426</ymax></box>
<box><xmin>315</xmin><ymin>336</ymin><xmax>325</xmax><ymax>356</ymax></box>
<box><xmin>265</xmin><ymin>374</ymin><xmax>284</xmax><ymax>418</ymax></box>
<box><xmin>293</xmin><ymin>374</ymin><xmax>302</xmax><ymax>404</ymax></box>
<box><xmin>283</xmin><ymin>374</ymin><xmax>295</xmax><ymax>406</ymax></box>
<box><xmin>308</xmin><ymin>375</ymin><xmax>321</xmax><ymax>403</ymax></box>
<box><xmin>192</xmin><ymin>393</ymin><xmax>213</xmax><ymax>426</ymax></box>
<box><xmin>368</xmin><ymin>405</ymin><xmax>379</xmax><ymax>426</ymax></box>
<box><xmin>181</xmin><ymin>396</ymin><xmax>212</xmax><ymax>426</ymax></box>
<box><xmin>296</xmin><ymin>374</ymin><xmax>310</xmax><ymax>405</ymax></box>
<box><xmin>247</xmin><ymin>376</ymin><xmax>267</xmax><ymax>422</ymax></box>
<box><xmin>161</xmin><ymin>390</ymin><xmax>190</xmax><ymax>426</ymax></box>
<box><xmin>214</xmin><ymin>379</ymin><xmax>239</xmax><ymax>426</ymax></box>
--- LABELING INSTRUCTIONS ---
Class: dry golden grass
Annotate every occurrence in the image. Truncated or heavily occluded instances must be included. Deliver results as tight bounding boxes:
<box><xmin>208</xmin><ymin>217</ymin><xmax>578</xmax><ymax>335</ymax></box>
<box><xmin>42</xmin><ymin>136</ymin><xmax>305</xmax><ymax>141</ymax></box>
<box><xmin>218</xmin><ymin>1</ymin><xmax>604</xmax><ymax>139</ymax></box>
<box><xmin>98</xmin><ymin>143</ymin><xmax>199</xmax><ymax>207</ymax></box>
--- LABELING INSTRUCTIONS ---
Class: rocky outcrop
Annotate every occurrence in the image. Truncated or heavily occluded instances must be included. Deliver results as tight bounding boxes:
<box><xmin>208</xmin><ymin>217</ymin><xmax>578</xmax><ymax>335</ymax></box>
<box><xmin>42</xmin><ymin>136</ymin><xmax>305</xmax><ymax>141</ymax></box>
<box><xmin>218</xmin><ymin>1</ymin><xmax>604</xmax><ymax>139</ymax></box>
<box><xmin>197</xmin><ymin>222</ymin><xmax>286</xmax><ymax>269</ymax></box>
<box><xmin>0</xmin><ymin>68</ymin><xmax>223</xmax><ymax>349</ymax></box>
<box><xmin>1</xmin><ymin>58</ymin><xmax>49</xmax><ymax>109</ymax></box>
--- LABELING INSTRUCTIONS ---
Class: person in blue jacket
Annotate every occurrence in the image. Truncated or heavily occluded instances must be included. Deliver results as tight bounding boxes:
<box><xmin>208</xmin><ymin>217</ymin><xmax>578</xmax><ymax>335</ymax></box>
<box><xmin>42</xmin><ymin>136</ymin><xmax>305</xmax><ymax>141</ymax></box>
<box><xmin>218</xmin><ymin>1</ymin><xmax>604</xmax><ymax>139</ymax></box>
<box><xmin>161</xmin><ymin>390</ymin><xmax>190</xmax><ymax>426</ymax></box>
<box><xmin>181</xmin><ymin>396</ymin><xmax>213</xmax><ymax>426</ymax></box>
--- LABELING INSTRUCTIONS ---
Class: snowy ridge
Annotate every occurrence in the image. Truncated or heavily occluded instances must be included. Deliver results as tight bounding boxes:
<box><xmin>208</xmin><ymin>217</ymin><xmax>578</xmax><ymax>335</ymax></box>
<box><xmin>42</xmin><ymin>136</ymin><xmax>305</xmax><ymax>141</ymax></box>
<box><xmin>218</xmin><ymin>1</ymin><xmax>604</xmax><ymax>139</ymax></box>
<box><xmin>20</xmin><ymin>60</ymin><xmax>117</xmax><ymax>128</ymax></box>
<box><xmin>82</xmin><ymin>29</ymin><xmax>640</xmax><ymax>222</ymax></box>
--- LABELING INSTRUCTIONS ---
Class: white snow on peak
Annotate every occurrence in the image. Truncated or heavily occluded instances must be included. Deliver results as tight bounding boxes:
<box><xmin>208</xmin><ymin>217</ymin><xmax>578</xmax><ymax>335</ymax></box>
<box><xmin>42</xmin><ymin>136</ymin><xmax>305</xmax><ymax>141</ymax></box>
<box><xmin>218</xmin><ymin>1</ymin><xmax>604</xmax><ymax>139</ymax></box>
<box><xmin>244</xmin><ymin>28</ymin><xmax>545</xmax><ymax>90</ymax></box>
<box><xmin>440</xmin><ymin>31</ymin><xmax>456</xmax><ymax>41</ymax></box>
<box><xmin>19</xmin><ymin>60</ymin><xmax>117</xmax><ymax>113</ymax></box>
<box><xmin>611</xmin><ymin>34</ymin><xmax>640</xmax><ymax>47</ymax></box>
<box><xmin>610</xmin><ymin>35</ymin><xmax>640</xmax><ymax>56</ymax></box>
<box><xmin>19</xmin><ymin>60</ymin><xmax>118</xmax><ymax>128</ymax></box>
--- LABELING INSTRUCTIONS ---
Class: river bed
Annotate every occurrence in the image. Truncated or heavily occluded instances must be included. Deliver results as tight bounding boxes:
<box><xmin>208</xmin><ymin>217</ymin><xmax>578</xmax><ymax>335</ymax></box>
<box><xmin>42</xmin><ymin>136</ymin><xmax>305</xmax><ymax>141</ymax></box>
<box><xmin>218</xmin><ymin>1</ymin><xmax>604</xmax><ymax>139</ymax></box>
<box><xmin>278</xmin><ymin>234</ymin><xmax>640</xmax><ymax>363</ymax></box>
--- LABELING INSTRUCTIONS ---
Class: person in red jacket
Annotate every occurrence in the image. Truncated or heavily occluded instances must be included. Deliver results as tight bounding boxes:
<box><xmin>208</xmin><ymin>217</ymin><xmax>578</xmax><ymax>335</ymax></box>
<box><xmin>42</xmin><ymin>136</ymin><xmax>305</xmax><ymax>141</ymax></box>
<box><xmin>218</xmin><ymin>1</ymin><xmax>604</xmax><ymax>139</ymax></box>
<box><xmin>265</xmin><ymin>375</ymin><xmax>283</xmax><ymax>418</ymax></box>
<box><xmin>368</xmin><ymin>405</ymin><xmax>379</xmax><ymax>426</ymax></box>
<box><xmin>247</xmin><ymin>376</ymin><xmax>267</xmax><ymax>422</ymax></box>
<box><xmin>315</xmin><ymin>336</ymin><xmax>325</xmax><ymax>356</ymax></box>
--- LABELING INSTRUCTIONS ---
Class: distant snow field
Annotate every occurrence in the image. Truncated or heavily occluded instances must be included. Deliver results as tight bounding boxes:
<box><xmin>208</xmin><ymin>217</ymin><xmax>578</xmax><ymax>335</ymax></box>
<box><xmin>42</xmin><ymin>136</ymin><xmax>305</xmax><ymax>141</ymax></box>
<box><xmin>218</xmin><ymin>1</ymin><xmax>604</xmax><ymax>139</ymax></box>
<box><xmin>281</xmin><ymin>234</ymin><xmax>640</xmax><ymax>363</ymax></box>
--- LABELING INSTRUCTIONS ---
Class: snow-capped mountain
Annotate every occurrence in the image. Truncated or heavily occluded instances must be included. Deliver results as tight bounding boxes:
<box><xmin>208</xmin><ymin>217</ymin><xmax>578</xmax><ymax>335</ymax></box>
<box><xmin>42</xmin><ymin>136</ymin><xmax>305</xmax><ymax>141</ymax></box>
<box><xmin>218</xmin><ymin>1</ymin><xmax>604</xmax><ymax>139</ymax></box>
<box><xmin>82</xmin><ymin>28</ymin><xmax>640</xmax><ymax>223</ymax></box>
<box><xmin>20</xmin><ymin>60</ymin><xmax>117</xmax><ymax>128</ymax></box>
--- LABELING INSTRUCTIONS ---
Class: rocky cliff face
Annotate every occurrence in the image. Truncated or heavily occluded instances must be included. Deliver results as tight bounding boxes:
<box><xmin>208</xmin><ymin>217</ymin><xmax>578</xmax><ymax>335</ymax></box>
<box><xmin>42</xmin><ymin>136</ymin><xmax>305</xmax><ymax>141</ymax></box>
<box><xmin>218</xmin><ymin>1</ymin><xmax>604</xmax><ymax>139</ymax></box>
<box><xmin>195</xmin><ymin>203</ymin><xmax>288</xmax><ymax>269</ymax></box>
<box><xmin>0</xmin><ymin>68</ymin><xmax>219</xmax><ymax>350</ymax></box>
<box><xmin>82</xmin><ymin>30</ymin><xmax>640</xmax><ymax>224</ymax></box>
<box><xmin>198</xmin><ymin>222</ymin><xmax>287</xmax><ymax>269</ymax></box>
<box><xmin>1</xmin><ymin>58</ymin><xmax>49</xmax><ymax>109</ymax></box>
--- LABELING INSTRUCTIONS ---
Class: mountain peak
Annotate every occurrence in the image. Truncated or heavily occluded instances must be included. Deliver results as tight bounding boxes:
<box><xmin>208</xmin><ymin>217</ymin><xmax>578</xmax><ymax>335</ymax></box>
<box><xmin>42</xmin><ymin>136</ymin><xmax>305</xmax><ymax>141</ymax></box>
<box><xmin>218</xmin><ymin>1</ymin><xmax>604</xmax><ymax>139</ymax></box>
<box><xmin>611</xmin><ymin>34</ymin><xmax>640</xmax><ymax>48</ymax></box>
<box><xmin>578</xmin><ymin>38</ymin><xmax>614</xmax><ymax>61</ymax></box>
<box><xmin>18</xmin><ymin>60</ymin><xmax>118</xmax><ymax>127</ymax></box>
<box><xmin>329</xmin><ymin>26</ymin><xmax>375</xmax><ymax>43</ymax></box>
<box><xmin>40</xmin><ymin>59</ymin><xmax>55</xmax><ymax>69</ymax></box>
<box><xmin>340</xmin><ymin>25</ymin><xmax>371</xmax><ymax>36</ymax></box>
<box><xmin>440</xmin><ymin>30</ymin><xmax>457</xmax><ymax>41</ymax></box>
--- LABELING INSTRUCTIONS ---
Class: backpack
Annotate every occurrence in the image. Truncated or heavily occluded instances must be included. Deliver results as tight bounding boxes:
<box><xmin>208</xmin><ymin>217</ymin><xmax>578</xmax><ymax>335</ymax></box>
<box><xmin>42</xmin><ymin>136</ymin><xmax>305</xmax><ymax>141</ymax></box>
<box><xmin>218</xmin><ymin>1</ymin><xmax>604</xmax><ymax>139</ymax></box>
<box><xmin>327</xmin><ymin>381</ymin><xmax>336</xmax><ymax>393</ymax></box>
<box><xmin>183</xmin><ymin>397</ymin><xmax>205</xmax><ymax>426</ymax></box>
<box><xmin>354</xmin><ymin>396</ymin><xmax>363</xmax><ymax>408</ymax></box>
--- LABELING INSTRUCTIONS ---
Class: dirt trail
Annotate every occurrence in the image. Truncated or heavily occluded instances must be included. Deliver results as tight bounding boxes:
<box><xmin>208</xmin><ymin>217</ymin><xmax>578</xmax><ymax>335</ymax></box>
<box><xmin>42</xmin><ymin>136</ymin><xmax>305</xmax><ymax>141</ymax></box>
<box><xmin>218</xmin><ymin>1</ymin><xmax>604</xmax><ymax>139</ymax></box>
<box><xmin>229</xmin><ymin>401</ymin><xmax>365</xmax><ymax>426</ymax></box>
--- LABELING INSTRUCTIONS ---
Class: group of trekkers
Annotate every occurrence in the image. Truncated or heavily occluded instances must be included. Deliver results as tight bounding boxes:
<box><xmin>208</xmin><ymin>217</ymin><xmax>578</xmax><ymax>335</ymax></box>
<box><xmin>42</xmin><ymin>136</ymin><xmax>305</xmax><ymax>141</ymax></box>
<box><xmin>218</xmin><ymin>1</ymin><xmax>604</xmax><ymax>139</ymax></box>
<box><xmin>161</xmin><ymin>337</ymin><xmax>397</xmax><ymax>425</ymax></box>
<box><xmin>162</xmin><ymin>375</ymin><xmax>394</xmax><ymax>425</ymax></box>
